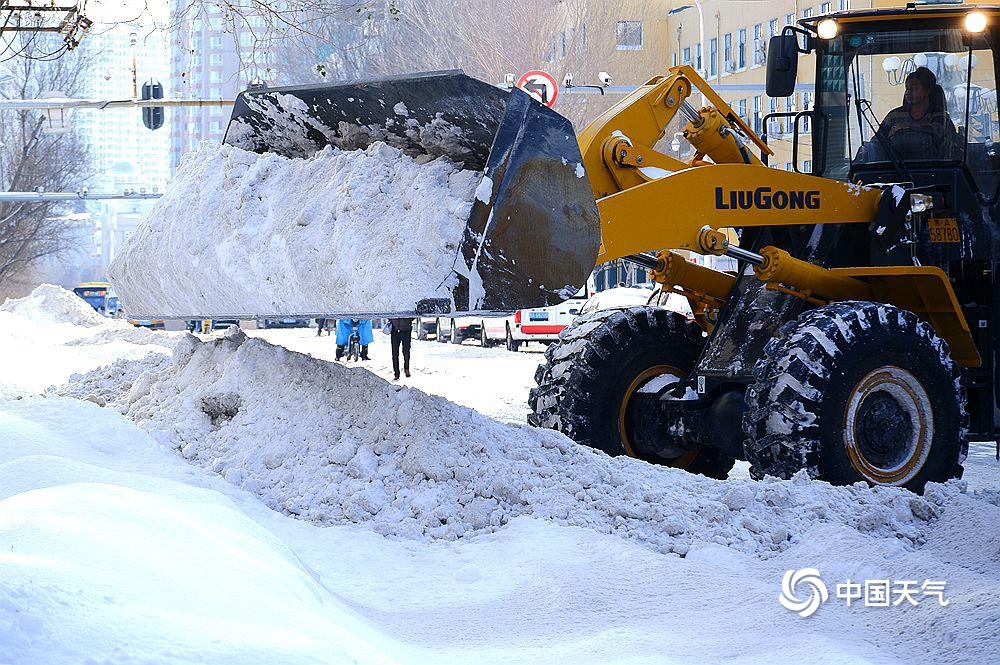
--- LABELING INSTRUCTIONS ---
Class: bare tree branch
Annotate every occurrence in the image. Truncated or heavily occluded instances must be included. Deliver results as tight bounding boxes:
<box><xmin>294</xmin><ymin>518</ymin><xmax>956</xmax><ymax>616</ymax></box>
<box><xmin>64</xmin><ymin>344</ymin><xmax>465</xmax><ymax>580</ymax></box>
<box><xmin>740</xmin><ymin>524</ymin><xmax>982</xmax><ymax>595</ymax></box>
<box><xmin>0</xmin><ymin>34</ymin><xmax>96</xmax><ymax>288</ymax></box>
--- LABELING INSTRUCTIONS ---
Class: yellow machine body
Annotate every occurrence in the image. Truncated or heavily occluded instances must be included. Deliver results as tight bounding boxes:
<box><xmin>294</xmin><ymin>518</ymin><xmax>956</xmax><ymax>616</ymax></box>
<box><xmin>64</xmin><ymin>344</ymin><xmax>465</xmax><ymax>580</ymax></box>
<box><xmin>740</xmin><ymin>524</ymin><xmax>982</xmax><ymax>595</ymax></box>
<box><xmin>574</xmin><ymin>64</ymin><xmax>980</xmax><ymax>368</ymax></box>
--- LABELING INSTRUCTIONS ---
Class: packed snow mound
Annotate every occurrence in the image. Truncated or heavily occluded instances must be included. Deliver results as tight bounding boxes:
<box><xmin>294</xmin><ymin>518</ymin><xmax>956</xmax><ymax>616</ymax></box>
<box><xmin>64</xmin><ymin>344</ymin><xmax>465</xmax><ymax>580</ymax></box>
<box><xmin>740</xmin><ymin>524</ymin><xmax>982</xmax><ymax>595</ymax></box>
<box><xmin>76</xmin><ymin>329</ymin><xmax>969</xmax><ymax>558</ymax></box>
<box><xmin>52</xmin><ymin>352</ymin><xmax>172</xmax><ymax>407</ymax></box>
<box><xmin>109</xmin><ymin>141</ymin><xmax>480</xmax><ymax>317</ymax></box>
<box><xmin>0</xmin><ymin>284</ymin><xmax>105</xmax><ymax>327</ymax></box>
<box><xmin>66</xmin><ymin>324</ymin><xmax>173</xmax><ymax>347</ymax></box>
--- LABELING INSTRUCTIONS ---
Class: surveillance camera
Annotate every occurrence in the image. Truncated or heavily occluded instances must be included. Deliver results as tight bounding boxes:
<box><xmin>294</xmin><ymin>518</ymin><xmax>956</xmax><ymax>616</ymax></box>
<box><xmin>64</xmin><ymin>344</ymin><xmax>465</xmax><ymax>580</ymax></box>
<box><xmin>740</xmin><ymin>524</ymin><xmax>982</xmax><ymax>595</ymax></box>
<box><xmin>598</xmin><ymin>71</ymin><xmax>613</xmax><ymax>86</ymax></box>
<box><xmin>562</xmin><ymin>72</ymin><xmax>574</xmax><ymax>87</ymax></box>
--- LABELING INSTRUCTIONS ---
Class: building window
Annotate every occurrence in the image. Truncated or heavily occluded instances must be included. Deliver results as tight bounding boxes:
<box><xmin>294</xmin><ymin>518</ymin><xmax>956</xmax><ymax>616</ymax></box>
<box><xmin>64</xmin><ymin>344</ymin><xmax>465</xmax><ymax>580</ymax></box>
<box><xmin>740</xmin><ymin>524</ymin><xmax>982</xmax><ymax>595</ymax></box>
<box><xmin>696</xmin><ymin>42</ymin><xmax>702</xmax><ymax>72</ymax></box>
<box><xmin>682</xmin><ymin>46</ymin><xmax>691</xmax><ymax>65</ymax></box>
<box><xmin>785</xmin><ymin>13</ymin><xmax>794</xmax><ymax>25</ymax></box>
<box><xmin>709</xmin><ymin>37</ymin><xmax>718</xmax><ymax>78</ymax></box>
<box><xmin>616</xmin><ymin>21</ymin><xmax>643</xmax><ymax>50</ymax></box>
<box><xmin>671</xmin><ymin>52</ymin><xmax>677</xmax><ymax>67</ymax></box>
<box><xmin>802</xmin><ymin>92</ymin><xmax>812</xmax><ymax>132</ymax></box>
<box><xmin>753</xmin><ymin>23</ymin><xmax>765</xmax><ymax>67</ymax></box>
<box><xmin>724</xmin><ymin>33</ymin><xmax>732</xmax><ymax>73</ymax></box>
<box><xmin>821</xmin><ymin>2</ymin><xmax>831</xmax><ymax>13</ymax></box>
<box><xmin>769</xmin><ymin>18</ymin><xmax>779</xmax><ymax>37</ymax></box>
<box><xmin>209</xmin><ymin>53</ymin><xmax>222</xmax><ymax>67</ymax></box>
<box><xmin>753</xmin><ymin>95</ymin><xmax>762</xmax><ymax>134</ymax></box>
<box><xmin>737</xmin><ymin>98</ymin><xmax>747</xmax><ymax>123</ymax></box>
<box><xmin>839</xmin><ymin>0</ymin><xmax>849</xmax><ymax>10</ymax></box>
<box><xmin>738</xmin><ymin>28</ymin><xmax>747</xmax><ymax>69</ymax></box>
<box><xmin>210</xmin><ymin>35</ymin><xmax>223</xmax><ymax>50</ymax></box>
<box><xmin>802</xmin><ymin>7</ymin><xmax>813</xmax><ymax>19</ymax></box>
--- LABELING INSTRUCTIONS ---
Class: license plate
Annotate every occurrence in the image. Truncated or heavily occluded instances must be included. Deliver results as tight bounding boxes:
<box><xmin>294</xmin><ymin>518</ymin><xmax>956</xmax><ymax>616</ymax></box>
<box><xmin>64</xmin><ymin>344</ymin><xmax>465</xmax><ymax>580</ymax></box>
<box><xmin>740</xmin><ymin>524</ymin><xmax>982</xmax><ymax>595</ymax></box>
<box><xmin>529</xmin><ymin>312</ymin><xmax>549</xmax><ymax>321</ymax></box>
<box><xmin>928</xmin><ymin>218</ymin><xmax>960</xmax><ymax>243</ymax></box>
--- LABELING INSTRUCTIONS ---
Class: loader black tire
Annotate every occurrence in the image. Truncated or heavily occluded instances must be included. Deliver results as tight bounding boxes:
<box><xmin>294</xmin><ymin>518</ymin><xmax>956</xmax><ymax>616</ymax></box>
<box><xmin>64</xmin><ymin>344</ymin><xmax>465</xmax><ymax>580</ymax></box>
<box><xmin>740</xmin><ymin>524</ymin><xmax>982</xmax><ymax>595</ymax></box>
<box><xmin>436</xmin><ymin>319</ymin><xmax>448</xmax><ymax>343</ymax></box>
<box><xmin>743</xmin><ymin>301</ymin><xmax>968</xmax><ymax>494</ymax></box>
<box><xmin>528</xmin><ymin>307</ymin><xmax>735</xmax><ymax>479</ymax></box>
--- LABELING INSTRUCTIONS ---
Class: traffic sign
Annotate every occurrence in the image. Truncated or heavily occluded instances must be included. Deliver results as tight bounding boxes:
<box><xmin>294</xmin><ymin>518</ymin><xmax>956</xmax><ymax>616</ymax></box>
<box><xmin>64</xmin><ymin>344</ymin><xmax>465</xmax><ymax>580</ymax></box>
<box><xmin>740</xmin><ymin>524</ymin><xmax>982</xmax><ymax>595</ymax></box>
<box><xmin>516</xmin><ymin>70</ymin><xmax>558</xmax><ymax>108</ymax></box>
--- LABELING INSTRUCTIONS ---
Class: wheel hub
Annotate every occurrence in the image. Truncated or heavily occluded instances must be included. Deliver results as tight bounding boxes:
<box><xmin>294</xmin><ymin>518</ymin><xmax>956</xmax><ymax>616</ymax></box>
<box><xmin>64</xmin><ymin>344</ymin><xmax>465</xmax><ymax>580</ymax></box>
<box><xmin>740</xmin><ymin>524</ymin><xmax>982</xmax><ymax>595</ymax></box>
<box><xmin>619</xmin><ymin>366</ymin><xmax>696</xmax><ymax>464</ymax></box>
<box><xmin>844</xmin><ymin>366</ymin><xmax>932</xmax><ymax>485</ymax></box>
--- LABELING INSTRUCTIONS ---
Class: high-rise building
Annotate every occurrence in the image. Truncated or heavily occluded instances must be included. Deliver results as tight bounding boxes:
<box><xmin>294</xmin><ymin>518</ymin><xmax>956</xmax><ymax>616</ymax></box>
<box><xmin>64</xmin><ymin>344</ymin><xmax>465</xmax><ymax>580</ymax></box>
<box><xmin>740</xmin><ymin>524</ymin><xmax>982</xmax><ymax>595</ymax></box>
<box><xmin>77</xmin><ymin>24</ymin><xmax>171</xmax><ymax>192</ymax></box>
<box><xmin>167</xmin><ymin>1</ymin><xmax>278</xmax><ymax>172</ymax></box>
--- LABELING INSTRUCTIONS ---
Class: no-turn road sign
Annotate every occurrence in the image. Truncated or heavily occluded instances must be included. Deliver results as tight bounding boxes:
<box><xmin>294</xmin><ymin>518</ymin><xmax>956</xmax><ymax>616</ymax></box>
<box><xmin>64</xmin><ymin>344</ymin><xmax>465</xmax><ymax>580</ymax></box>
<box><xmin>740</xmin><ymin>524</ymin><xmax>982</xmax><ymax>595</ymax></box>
<box><xmin>516</xmin><ymin>70</ymin><xmax>559</xmax><ymax>108</ymax></box>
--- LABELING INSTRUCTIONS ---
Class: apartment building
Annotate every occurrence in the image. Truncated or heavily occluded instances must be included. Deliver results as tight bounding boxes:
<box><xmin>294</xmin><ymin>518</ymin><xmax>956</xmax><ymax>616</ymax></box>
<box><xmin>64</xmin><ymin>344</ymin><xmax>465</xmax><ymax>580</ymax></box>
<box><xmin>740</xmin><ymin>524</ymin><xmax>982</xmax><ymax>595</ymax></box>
<box><xmin>167</xmin><ymin>1</ymin><xmax>278</xmax><ymax>172</ymax></box>
<box><xmin>543</xmin><ymin>1</ymin><xmax>923</xmax><ymax>170</ymax></box>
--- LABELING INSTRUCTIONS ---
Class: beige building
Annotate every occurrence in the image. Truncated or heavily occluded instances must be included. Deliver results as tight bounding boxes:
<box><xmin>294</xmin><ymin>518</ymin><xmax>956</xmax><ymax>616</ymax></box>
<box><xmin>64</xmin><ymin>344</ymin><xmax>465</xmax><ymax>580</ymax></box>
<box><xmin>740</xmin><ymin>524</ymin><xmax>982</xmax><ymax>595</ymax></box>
<box><xmin>542</xmin><ymin>1</ymin><xmax>917</xmax><ymax>169</ymax></box>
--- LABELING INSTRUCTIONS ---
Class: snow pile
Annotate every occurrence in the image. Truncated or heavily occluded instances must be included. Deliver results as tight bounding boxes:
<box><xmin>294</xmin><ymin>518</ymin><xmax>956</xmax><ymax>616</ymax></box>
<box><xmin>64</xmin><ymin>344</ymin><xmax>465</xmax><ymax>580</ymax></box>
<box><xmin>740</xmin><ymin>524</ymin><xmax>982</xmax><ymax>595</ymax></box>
<box><xmin>53</xmin><ymin>352</ymin><xmax>171</xmax><ymax>407</ymax></box>
<box><xmin>0</xmin><ymin>283</ymin><xmax>105</xmax><ymax>327</ymax></box>
<box><xmin>0</xmin><ymin>285</ymin><xmax>178</xmax><ymax>397</ymax></box>
<box><xmin>81</xmin><ymin>328</ymin><xmax>958</xmax><ymax>558</ymax></box>
<box><xmin>109</xmin><ymin>141</ymin><xmax>480</xmax><ymax>317</ymax></box>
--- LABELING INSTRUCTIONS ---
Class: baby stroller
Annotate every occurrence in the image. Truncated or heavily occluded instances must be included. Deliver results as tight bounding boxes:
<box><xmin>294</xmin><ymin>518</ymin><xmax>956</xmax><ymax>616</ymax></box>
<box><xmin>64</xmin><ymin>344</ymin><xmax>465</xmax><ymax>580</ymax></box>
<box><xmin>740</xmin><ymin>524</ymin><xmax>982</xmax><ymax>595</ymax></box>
<box><xmin>335</xmin><ymin>318</ymin><xmax>372</xmax><ymax>362</ymax></box>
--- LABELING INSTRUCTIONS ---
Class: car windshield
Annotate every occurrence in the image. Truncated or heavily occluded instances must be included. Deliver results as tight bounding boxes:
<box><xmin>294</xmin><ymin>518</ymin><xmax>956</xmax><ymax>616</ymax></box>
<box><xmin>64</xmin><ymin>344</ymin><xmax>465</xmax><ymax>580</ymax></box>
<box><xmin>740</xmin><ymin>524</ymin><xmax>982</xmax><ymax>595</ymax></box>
<box><xmin>816</xmin><ymin>23</ymin><xmax>998</xmax><ymax>190</ymax></box>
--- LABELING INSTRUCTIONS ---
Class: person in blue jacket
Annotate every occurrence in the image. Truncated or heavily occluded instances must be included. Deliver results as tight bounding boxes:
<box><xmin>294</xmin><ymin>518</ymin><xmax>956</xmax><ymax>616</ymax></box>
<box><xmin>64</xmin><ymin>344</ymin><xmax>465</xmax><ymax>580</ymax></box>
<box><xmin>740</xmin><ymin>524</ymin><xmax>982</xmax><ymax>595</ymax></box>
<box><xmin>335</xmin><ymin>318</ymin><xmax>373</xmax><ymax>360</ymax></box>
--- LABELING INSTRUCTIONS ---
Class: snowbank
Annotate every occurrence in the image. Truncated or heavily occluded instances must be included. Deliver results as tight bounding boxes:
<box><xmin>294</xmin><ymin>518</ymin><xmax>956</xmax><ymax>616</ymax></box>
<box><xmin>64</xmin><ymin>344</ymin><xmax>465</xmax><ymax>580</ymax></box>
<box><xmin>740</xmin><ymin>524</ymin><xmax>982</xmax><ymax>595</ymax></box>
<box><xmin>64</xmin><ymin>327</ymin><xmax>959</xmax><ymax>558</ymax></box>
<box><xmin>109</xmin><ymin>141</ymin><xmax>480</xmax><ymax>317</ymax></box>
<box><xmin>0</xmin><ymin>285</ymin><xmax>177</xmax><ymax>398</ymax></box>
<box><xmin>13</xmin><ymin>291</ymin><xmax>1000</xmax><ymax>664</ymax></box>
<box><xmin>0</xmin><ymin>283</ymin><xmax>105</xmax><ymax>327</ymax></box>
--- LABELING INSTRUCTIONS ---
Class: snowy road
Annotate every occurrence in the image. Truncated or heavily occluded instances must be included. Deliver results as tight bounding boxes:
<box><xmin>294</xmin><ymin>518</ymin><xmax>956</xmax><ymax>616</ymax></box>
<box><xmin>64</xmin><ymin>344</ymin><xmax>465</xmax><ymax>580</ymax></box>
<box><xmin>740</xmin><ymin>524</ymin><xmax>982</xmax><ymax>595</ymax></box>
<box><xmin>2</xmin><ymin>287</ymin><xmax>999</xmax><ymax>665</ymax></box>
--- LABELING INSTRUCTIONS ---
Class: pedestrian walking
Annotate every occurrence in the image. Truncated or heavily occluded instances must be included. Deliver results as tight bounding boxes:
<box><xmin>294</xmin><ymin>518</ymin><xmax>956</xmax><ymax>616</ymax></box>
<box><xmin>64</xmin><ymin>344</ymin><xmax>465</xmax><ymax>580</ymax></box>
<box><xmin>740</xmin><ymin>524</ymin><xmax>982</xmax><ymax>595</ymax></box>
<box><xmin>389</xmin><ymin>317</ymin><xmax>414</xmax><ymax>380</ymax></box>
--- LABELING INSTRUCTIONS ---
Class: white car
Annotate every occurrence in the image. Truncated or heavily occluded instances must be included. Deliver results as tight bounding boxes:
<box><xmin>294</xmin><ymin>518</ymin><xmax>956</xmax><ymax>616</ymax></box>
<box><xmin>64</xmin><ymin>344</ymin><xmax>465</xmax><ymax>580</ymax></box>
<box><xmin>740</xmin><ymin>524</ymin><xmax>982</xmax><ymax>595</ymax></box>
<box><xmin>577</xmin><ymin>285</ymin><xmax>693</xmax><ymax>319</ymax></box>
<box><xmin>505</xmin><ymin>286</ymin><xmax>589</xmax><ymax>351</ymax></box>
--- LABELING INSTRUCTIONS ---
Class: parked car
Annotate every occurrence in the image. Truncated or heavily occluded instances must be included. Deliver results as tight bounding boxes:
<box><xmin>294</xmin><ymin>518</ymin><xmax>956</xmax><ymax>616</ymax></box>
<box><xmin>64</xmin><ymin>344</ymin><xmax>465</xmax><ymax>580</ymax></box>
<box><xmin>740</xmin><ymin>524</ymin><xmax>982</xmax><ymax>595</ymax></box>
<box><xmin>258</xmin><ymin>317</ymin><xmax>311</xmax><ymax>329</ymax></box>
<box><xmin>128</xmin><ymin>318</ymin><xmax>166</xmax><ymax>330</ymax></box>
<box><xmin>478</xmin><ymin>314</ymin><xmax>515</xmax><ymax>347</ymax></box>
<box><xmin>212</xmin><ymin>319</ymin><xmax>240</xmax><ymax>331</ymax></box>
<box><xmin>433</xmin><ymin>316</ymin><xmax>482</xmax><ymax>345</ymax></box>
<box><xmin>577</xmin><ymin>285</ymin><xmax>693</xmax><ymax>319</ymax></box>
<box><xmin>415</xmin><ymin>316</ymin><xmax>438</xmax><ymax>340</ymax></box>
<box><xmin>505</xmin><ymin>285</ymin><xmax>590</xmax><ymax>351</ymax></box>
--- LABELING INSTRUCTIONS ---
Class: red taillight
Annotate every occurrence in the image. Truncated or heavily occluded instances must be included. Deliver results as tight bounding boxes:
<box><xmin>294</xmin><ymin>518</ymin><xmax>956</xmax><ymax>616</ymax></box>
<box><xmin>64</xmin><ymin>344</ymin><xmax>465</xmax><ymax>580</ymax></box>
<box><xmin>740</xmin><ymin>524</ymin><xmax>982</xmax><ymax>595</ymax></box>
<box><xmin>514</xmin><ymin>310</ymin><xmax>522</xmax><ymax>324</ymax></box>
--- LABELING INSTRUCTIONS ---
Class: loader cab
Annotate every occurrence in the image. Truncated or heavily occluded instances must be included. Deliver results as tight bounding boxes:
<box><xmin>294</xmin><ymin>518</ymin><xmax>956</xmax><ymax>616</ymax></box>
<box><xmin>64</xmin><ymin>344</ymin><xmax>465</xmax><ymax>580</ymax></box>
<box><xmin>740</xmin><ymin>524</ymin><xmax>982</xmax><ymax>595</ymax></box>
<box><xmin>770</xmin><ymin>5</ymin><xmax>1000</xmax><ymax>199</ymax></box>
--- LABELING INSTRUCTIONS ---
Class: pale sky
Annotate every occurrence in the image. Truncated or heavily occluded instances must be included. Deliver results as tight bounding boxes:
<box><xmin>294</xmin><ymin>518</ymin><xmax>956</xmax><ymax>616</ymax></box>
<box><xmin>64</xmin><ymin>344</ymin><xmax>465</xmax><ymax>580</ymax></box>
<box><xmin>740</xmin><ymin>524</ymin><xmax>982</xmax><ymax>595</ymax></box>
<box><xmin>86</xmin><ymin>0</ymin><xmax>169</xmax><ymax>26</ymax></box>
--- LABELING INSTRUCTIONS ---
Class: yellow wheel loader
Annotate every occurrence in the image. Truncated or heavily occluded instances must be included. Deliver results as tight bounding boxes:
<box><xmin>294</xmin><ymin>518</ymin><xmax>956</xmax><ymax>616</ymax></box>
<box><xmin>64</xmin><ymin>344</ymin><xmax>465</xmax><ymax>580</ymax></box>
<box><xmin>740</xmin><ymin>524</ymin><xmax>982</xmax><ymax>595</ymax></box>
<box><xmin>124</xmin><ymin>5</ymin><xmax>997</xmax><ymax>493</ymax></box>
<box><xmin>529</xmin><ymin>3</ymin><xmax>1000</xmax><ymax>493</ymax></box>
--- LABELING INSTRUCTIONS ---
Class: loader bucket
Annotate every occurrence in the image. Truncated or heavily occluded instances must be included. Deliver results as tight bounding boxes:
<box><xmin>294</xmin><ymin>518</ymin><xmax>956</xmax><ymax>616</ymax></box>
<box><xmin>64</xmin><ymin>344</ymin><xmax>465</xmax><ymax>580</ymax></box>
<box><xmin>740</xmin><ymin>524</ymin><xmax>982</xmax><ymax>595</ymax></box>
<box><xmin>224</xmin><ymin>70</ymin><xmax>600</xmax><ymax>313</ymax></box>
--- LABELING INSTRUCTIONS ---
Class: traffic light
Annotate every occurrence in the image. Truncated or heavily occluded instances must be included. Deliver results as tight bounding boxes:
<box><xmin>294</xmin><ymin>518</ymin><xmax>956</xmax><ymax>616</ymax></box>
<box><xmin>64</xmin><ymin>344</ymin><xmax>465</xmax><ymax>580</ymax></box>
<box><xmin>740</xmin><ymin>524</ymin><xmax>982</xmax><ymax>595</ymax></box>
<box><xmin>142</xmin><ymin>80</ymin><xmax>164</xmax><ymax>131</ymax></box>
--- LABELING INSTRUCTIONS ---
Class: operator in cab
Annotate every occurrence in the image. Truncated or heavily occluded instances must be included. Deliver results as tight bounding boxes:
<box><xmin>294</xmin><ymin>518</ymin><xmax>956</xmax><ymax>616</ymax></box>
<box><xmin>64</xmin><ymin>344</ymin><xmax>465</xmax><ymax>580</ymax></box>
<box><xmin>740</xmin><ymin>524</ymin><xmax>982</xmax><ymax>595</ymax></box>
<box><xmin>873</xmin><ymin>66</ymin><xmax>961</xmax><ymax>161</ymax></box>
